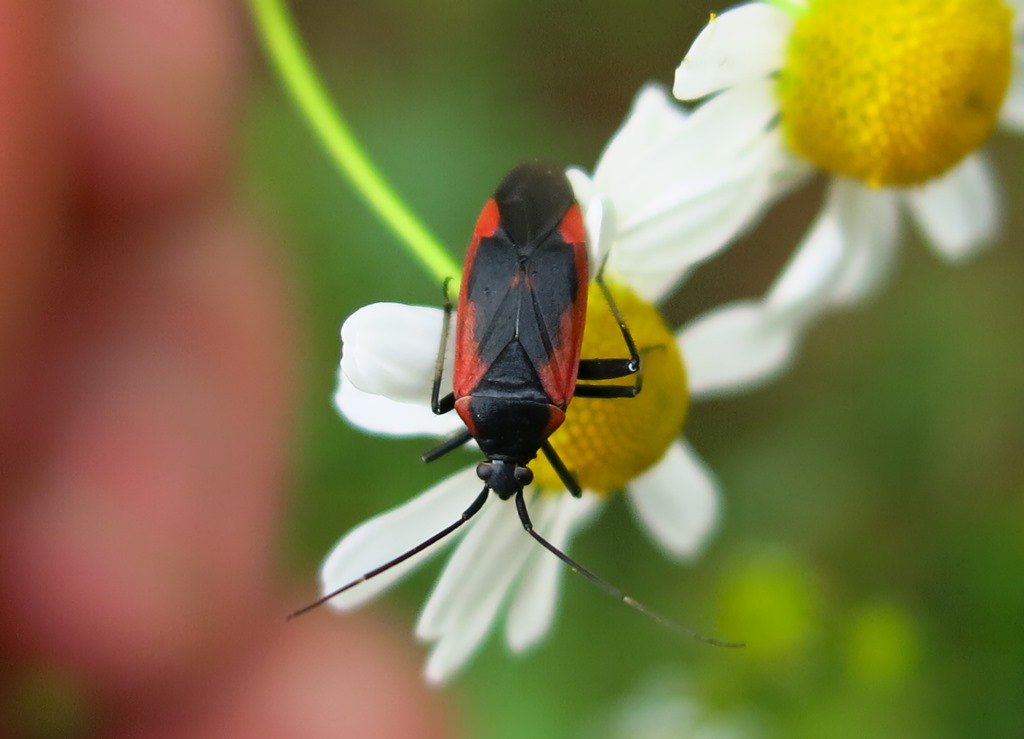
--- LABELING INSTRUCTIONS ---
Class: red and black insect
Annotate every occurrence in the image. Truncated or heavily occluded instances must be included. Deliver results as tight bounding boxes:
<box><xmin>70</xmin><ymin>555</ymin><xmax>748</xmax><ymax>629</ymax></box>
<box><xmin>424</xmin><ymin>160</ymin><xmax>641</xmax><ymax>499</ymax></box>
<box><xmin>292</xmin><ymin>162</ymin><xmax>738</xmax><ymax>647</ymax></box>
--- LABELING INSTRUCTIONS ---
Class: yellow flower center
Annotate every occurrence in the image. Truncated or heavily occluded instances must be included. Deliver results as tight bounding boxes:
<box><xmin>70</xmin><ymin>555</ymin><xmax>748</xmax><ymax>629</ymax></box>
<box><xmin>777</xmin><ymin>0</ymin><xmax>1014</xmax><ymax>187</ymax></box>
<box><xmin>531</xmin><ymin>281</ymin><xmax>688</xmax><ymax>494</ymax></box>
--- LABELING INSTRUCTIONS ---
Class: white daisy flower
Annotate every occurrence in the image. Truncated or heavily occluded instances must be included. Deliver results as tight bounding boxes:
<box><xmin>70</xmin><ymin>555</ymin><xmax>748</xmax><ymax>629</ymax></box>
<box><xmin>673</xmin><ymin>0</ymin><xmax>1024</xmax><ymax>388</ymax></box>
<box><xmin>322</xmin><ymin>86</ymin><xmax>792</xmax><ymax>684</ymax></box>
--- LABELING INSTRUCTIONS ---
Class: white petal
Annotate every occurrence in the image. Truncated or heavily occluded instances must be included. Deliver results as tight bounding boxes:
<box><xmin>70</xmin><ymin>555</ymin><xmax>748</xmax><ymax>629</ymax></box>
<box><xmin>998</xmin><ymin>46</ymin><xmax>1024</xmax><ymax>131</ymax></box>
<box><xmin>416</xmin><ymin>491</ymin><xmax>540</xmax><ymax>640</ymax></box>
<box><xmin>679</xmin><ymin>301</ymin><xmax>797</xmax><ymax>398</ymax></box>
<box><xmin>588</xmin><ymin>191</ymin><xmax>615</xmax><ymax>269</ymax></box>
<box><xmin>610</xmin><ymin>136</ymin><xmax>782</xmax><ymax>302</ymax></box>
<box><xmin>595</xmin><ymin>82</ymin><xmax>779</xmax><ymax>221</ymax></box>
<box><xmin>422</xmin><ymin>576</ymin><xmax>506</xmax><ymax>684</ymax></box>
<box><xmin>767</xmin><ymin>135</ymin><xmax>816</xmax><ymax>197</ymax></box>
<box><xmin>675</xmin><ymin>78</ymin><xmax>781</xmax><ymax>159</ymax></box>
<box><xmin>567</xmin><ymin>169</ymin><xmax>619</xmax><ymax>270</ymax></box>
<box><xmin>819</xmin><ymin>180</ymin><xmax>901</xmax><ymax>307</ymax></box>
<box><xmin>903</xmin><ymin>154</ymin><xmax>1001</xmax><ymax>262</ymax></box>
<box><xmin>673</xmin><ymin>3</ymin><xmax>793</xmax><ymax>100</ymax></box>
<box><xmin>682</xmin><ymin>188</ymin><xmax>854</xmax><ymax>397</ymax></box>
<box><xmin>340</xmin><ymin>302</ymin><xmax>452</xmax><ymax>404</ymax></box>
<box><xmin>626</xmin><ymin>441</ymin><xmax>720</xmax><ymax>560</ymax></box>
<box><xmin>418</xmin><ymin>493</ymin><xmax>542</xmax><ymax>683</ymax></box>
<box><xmin>767</xmin><ymin>187</ymin><xmax>846</xmax><ymax>312</ymax></box>
<box><xmin>318</xmin><ymin>466</ymin><xmax>483</xmax><ymax>611</ymax></box>
<box><xmin>334</xmin><ymin>372</ymin><xmax>465</xmax><ymax>437</ymax></box>
<box><xmin>565</xmin><ymin>166</ymin><xmax>594</xmax><ymax>208</ymax></box>
<box><xmin>505</xmin><ymin>492</ymin><xmax>603</xmax><ymax>652</ymax></box>
<box><xmin>570</xmin><ymin>101</ymin><xmax>794</xmax><ymax>284</ymax></box>
<box><xmin>592</xmin><ymin>83</ymin><xmax>777</xmax><ymax>222</ymax></box>
<box><xmin>588</xmin><ymin>85</ymin><xmax>690</xmax><ymax>193</ymax></box>
<box><xmin>584</xmin><ymin>82</ymin><xmax>785</xmax><ymax>301</ymax></box>
<box><xmin>764</xmin><ymin>177</ymin><xmax>900</xmax><ymax>310</ymax></box>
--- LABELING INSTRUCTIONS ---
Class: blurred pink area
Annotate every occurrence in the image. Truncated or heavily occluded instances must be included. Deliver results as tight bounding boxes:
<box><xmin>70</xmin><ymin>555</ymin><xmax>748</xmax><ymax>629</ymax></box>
<box><xmin>0</xmin><ymin>1</ymin><xmax>450</xmax><ymax>735</ymax></box>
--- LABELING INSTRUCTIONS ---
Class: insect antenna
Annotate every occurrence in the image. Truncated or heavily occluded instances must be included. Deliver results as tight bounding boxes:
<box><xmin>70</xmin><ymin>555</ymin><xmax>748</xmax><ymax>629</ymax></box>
<box><xmin>514</xmin><ymin>490</ymin><xmax>744</xmax><ymax>648</ymax></box>
<box><xmin>287</xmin><ymin>485</ymin><xmax>491</xmax><ymax>621</ymax></box>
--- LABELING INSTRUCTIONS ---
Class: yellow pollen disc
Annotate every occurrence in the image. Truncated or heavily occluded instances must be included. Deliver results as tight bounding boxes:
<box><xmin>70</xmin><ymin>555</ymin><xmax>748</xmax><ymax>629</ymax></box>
<box><xmin>531</xmin><ymin>281</ymin><xmax>688</xmax><ymax>495</ymax></box>
<box><xmin>777</xmin><ymin>0</ymin><xmax>1014</xmax><ymax>187</ymax></box>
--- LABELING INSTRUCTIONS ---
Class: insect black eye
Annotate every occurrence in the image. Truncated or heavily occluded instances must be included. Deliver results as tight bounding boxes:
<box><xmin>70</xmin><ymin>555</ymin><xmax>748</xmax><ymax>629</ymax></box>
<box><xmin>514</xmin><ymin>466</ymin><xmax>534</xmax><ymax>486</ymax></box>
<box><xmin>476</xmin><ymin>462</ymin><xmax>494</xmax><ymax>481</ymax></box>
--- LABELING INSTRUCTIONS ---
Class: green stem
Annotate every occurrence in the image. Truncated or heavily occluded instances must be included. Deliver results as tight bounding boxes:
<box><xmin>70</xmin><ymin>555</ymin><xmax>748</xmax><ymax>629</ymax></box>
<box><xmin>247</xmin><ymin>0</ymin><xmax>461</xmax><ymax>283</ymax></box>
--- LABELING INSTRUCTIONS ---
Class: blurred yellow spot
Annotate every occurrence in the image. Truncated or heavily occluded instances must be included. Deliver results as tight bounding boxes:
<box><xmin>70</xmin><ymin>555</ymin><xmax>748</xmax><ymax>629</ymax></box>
<box><xmin>532</xmin><ymin>281</ymin><xmax>687</xmax><ymax>494</ymax></box>
<box><xmin>844</xmin><ymin>601</ymin><xmax>921</xmax><ymax>687</ymax></box>
<box><xmin>777</xmin><ymin>0</ymin><xmax>1013</xmax><ymax>186</ymax></box>
<box><xmin>717</xmin><ymin>548</ymin><xmax>821</xmax><ymax>663</ymax></box>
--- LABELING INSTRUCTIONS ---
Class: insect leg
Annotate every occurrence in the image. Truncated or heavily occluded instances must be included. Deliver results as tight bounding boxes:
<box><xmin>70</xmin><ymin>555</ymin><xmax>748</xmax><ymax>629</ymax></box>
<box><xmin>514</xmin><ymin>489</ymin><xmax>744</xmax><ymax>648</ymax></box>
<box><xmin>540</xmin><ymin>440</ymin><xmax>582</xmax><ymax>498</ymax></box>
<box><xmin>573</xmin><ymin>351</ymin><xmax>647</xmax><ymax>399</ymax></box>
<box><xmin>432</xmin><ymin>277</ymin><xmax>456</xmax><ymax>415</ymax></box>
<box><xmin>421</xmin><ymin>428</ymin><xmax>474</xmax><ymax>463</ymax></box>
<box><xmin>287</xmin><ymin>485</ymin><xmax>491</xmax><ymax>621</ymax></box>
<box><xmin>576</xmin><ymin>261</ymin><xmax>641</xmax><ymax>386</ymax></box>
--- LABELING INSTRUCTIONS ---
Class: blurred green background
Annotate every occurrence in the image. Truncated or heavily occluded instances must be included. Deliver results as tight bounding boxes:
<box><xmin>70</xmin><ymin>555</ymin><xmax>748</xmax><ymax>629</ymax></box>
<box><xmin>243</xmin><ymin>1</ymin><xmax>1024</xmax><ymax>737</ymax></box>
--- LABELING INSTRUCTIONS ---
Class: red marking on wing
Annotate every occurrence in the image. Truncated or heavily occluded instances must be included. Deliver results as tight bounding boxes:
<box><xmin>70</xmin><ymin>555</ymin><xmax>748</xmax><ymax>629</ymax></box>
<box><xmin>453</xmin><ymin>199</ymin><xmax>501</xmax><ymax>399</ymax></box>
<box><xmin>454</xmin><ymin>397</ymin><xmax>478</xmax><ymax>437</ymax></box>
<box><xmin>539</xmin><ymin>295</ymin><xmax>586</xmax><ymax>408</ymax></box>
<box><xmin>474</xmin><ymin>198</ymin><xmax>501</xmax><ymax>238</ymax></box>
<box><xmin>538</xmin><ymin>223</ymin><xmax>589</xmax><ymax>409</ymax></box>
<box><xmin>543</xmin><ymin>405</ymin><xmax>567</xmax><ymax>438</ymax></box>
<box><xmin>454</xmin><ymin>289</ymin><xmax>482</xmax><ymax>399</ymax></box>
<box><xmin>559</xmin><ymin>203</ymin><xmax>586</xmax><ymax>246</ymax></box>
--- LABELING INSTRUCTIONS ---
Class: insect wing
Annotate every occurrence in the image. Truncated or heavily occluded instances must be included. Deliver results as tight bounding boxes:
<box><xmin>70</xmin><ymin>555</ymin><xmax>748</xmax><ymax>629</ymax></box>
<box><xmin>453</xmin><ymin>198</ymin><xmax>516</xmax><ymax>397</ymax></box>
<box><xmin>515</xmin><ymin>204</ymin><xmax>588</xmax><ymax>408</ymax></box>
<box><xmin>454</xmin><ymin>202</ymin><xmax>588</xmax><ymax>408</ymax></box>
<box><xmin>453</xmin><ymin>164</ymin><xmax>589</xmax><ymax>408</ymax></box>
